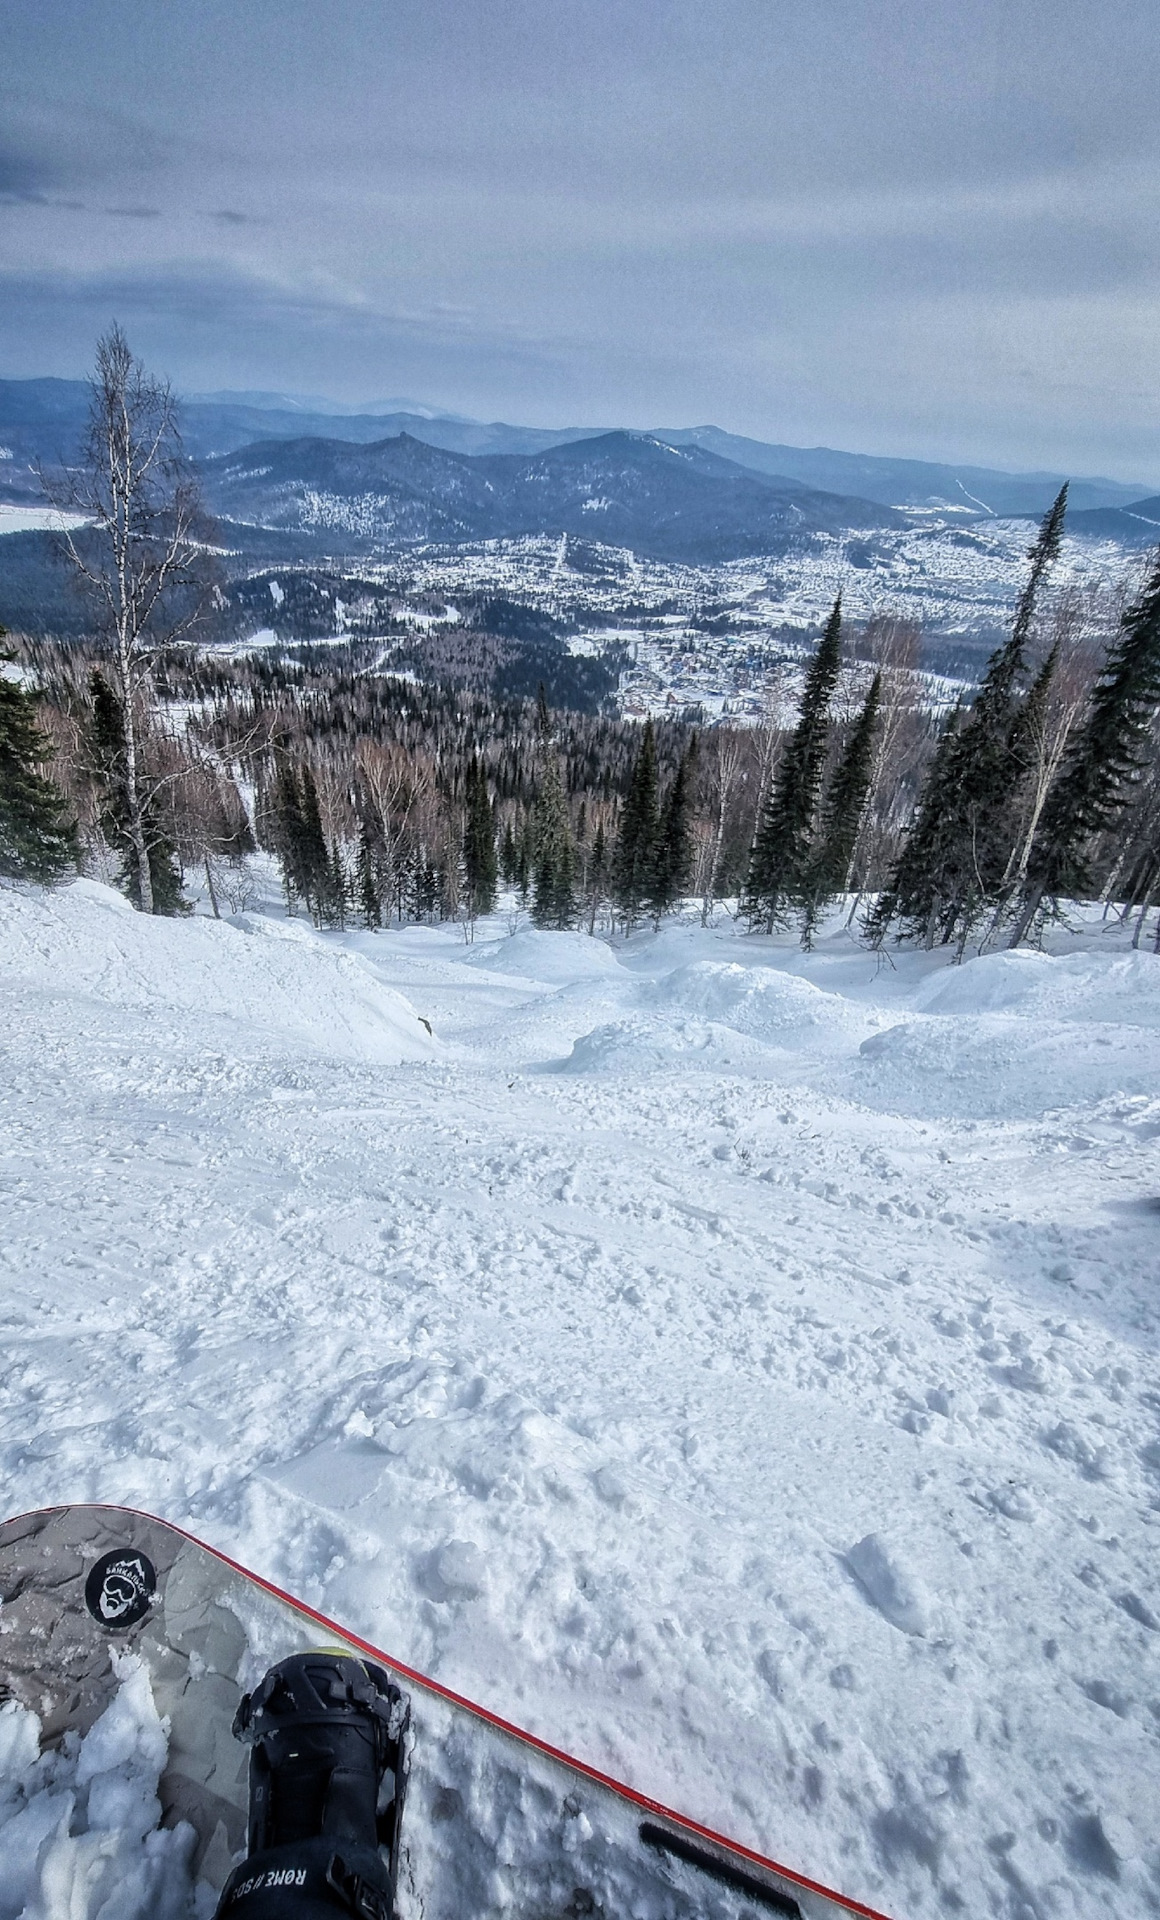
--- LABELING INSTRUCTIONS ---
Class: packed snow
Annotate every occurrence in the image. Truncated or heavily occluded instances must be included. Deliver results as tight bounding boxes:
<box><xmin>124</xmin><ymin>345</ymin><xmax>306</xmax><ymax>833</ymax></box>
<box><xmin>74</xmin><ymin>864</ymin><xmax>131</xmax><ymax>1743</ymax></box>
<box><xmin>0</xmin><ymin>1657</ymin><xmax>201</xmax><ymax>1920</ymax></box>
<box><xmin>1</xmin><ymin>873</ymin><xmax>1158</xmax><ymax>1919</ymax></box>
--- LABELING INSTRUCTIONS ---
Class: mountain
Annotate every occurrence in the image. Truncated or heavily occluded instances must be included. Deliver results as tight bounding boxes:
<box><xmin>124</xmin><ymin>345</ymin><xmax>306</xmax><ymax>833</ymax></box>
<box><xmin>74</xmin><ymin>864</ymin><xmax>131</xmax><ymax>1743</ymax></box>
<box><xmin>202</xmin><ymin>429</ymin><xmax>906</xmax><ymax>563</ymax></box>
<box><xmin>0</xmin><ymin>379</ymin><xmax>603</xmax><ymax>481</ymax></box>
<box><xmin>1</xmin><ymin>376</ymin><xmax>1148</xmax><ymax>517</ymax></box>
<box><xmin>1065</xmin><ymin>497</ymin><xmax>1160</xmax><ymax>545</ymax></box>
<box><xmin>648</xmin><ymin>426</ymin><xmax>1148</xmax><ymax>517</ymax></box>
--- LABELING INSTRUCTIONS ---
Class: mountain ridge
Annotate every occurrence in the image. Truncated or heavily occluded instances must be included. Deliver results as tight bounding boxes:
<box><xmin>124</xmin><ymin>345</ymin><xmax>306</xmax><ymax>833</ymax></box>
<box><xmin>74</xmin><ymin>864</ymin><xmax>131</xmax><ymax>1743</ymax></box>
<box><xmin>202</xmin><ymin>427</ymin><xmax>910</xmax><ymax>564</ymax></box>
<box><xmin>0</xmin><ymin>376</ymin><xmax>1149</xmax><ymax>517</ymax></box>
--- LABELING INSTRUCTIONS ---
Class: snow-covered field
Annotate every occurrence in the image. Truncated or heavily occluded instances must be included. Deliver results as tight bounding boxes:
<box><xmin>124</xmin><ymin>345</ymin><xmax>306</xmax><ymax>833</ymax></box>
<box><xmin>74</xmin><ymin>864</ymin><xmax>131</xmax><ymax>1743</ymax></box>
<box><xmin>1</xmin><ymin>876</ymin><xmax>1159</xmax><ymax>1918</ymax></box>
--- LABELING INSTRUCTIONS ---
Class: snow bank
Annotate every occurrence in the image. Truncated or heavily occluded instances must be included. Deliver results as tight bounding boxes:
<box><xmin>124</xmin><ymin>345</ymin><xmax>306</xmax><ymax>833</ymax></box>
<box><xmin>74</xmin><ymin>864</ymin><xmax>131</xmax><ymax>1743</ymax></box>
<box><xmin>558</xmin><ymin>1010</ymin><xmax>777</xmax><ymax>1074</ymax></box>
<box><xmin>0</xmin><ymin>1654</ymin><xmax>200</xmax><ymax>1920</ymax></box>
<box><xmin>465</xmin><ymin>925</ymin><xmax>622</xmax><ymax>985</ymax></box>
<box><xmin>856</xmin><ymin>1009</ymin><xmax>1160</xmax><ymax>1118</ymax></box>
<box><xmin>914</xmin><ymin>946</ymin><xmax>1160</xmax><ymax>1026</ymax></box>
<box><xmin>0</xmin><ymin>879</ymin><xmax>433</xmax><ymax>1065</ymax></box>
<box><xmin>651</xmin><ymin>959</ymin><xmax>874</xmax><ymax>1049</ymax></box>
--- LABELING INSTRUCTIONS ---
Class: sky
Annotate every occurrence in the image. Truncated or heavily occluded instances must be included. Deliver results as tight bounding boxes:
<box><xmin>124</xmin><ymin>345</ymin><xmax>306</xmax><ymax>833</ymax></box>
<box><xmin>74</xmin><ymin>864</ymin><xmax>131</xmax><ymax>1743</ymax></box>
<box><xmin>2</xmin><ymin>0</ymin><xmax>1158</xmax><ymax>482</ymax></box>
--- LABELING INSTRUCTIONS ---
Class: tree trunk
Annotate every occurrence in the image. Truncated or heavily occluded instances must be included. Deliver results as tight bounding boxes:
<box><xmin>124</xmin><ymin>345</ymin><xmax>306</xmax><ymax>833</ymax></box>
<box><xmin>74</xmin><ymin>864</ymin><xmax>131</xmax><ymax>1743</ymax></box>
<box><xmin>117</xmin><ymin>648</ymin><xmax>154</xmax><ymax>915</ymax></box>
<box><xmin>1008</xmin><ymin>881</ymin><xmax>1044</xmax><ymax>948</ymax></box>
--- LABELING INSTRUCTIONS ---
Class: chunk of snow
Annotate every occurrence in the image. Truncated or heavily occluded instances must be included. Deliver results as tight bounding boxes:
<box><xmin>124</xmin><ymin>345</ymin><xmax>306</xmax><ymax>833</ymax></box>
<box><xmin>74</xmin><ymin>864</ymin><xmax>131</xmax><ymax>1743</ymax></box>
<box><xmin>845</xmin><ymin>1533</ymin><xmax>932</xmax><ymax>1636</ymax></box>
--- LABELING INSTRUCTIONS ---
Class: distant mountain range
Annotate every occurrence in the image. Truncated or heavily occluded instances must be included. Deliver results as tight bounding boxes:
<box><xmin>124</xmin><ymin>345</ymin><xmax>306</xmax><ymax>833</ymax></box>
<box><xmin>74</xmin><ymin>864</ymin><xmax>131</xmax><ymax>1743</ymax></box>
<box><xmin>1</xmin><ymin>377</ymin><xmax>1151</xmax><ymax>525</ymax></box>
<box><xmin>202</xmin><ymin>429</ymin><xmax>908</xmax><ymax>565</ymax></box>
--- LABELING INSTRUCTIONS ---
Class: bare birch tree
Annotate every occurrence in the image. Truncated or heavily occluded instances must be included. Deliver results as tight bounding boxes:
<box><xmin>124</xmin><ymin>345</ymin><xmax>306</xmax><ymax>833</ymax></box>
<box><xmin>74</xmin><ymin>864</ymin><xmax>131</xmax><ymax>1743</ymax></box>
<box><xmin>46</xmin><ymin>325</ymin><xmax>215</xmax><ymax>911</ymax></box>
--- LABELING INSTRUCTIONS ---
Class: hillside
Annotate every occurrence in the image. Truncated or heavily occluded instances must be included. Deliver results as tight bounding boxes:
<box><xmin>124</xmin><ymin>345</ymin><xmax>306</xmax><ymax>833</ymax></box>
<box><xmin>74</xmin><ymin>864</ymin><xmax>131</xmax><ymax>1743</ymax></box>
<box><xmin>1</xmin><ymin>876</ymin><xmax>1157</xmax><ymax>1918</ymax></box>
<box><xmin>203</xmin><ymin>428</ymin><xmax>905</xmax><ymax>564</ymax></box>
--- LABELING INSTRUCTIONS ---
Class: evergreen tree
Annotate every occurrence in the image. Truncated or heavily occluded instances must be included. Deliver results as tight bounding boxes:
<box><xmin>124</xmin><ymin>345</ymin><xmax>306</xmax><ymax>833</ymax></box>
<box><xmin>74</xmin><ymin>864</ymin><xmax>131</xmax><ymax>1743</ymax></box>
<box><xmin>744</xmin><ymin>598</ymin><xmax>843</xmax><ymax>930</ymax></box>
<box><xmin>517</xmin><ymin>812</ymin><xmax>535</xmax><ymax>902</ymax></box>
<box><xmin>801</xmin><ymin>672</ymin><xmax>881</xmax><ymax>946</ymax></box>
<box><xmin>463</xmin><ymin>754</ymin><xmax>498</xmax><ymax>917</ymax></box>
<box><xmin>871</xmin><ymin>486</ymin><xmax>1068</xmax><ymax>949</ymax></box>
<box><xmin>88</xmin><ymin>669</ymin><xmax>185</xmax><ymax>913</ymax></box>
<box><xmin>585</xmin><ymin>818</ymin><xmax>609</xmax><ymax>934</ymax></box>
<box><xmin>356</xmin><ymin>821</ymin><xmax>382</xmax><ymax>928</ymax></box>
<box><xmin>531</xmin><ymin>756</ymin><xmax>576</xmax><ymax>929</ymax></box>
<box><xmin>500</xmin><ymin>819</ymin><xmax>518</xmax><ymax>886</ymax></box>
<box><xmin>1010</xmin><ymin>548</ymin><xmax>1160</xmax><ymax>943</ymax></box>
<box><xmin>611</xmin><ymin>718</ymin><xmax>659</xmax><ymax>930</ymax></box>
<box><xmin>649</xmin><ymin>734</ymin><xmax>698</xmax><ymax>922</ymax></box>
<box><xmin>0</xmin><ymin>639</ymin><xmax>77</xmax><ymax>884</ymax></box>
<box><xmin>298</xmin><ymin>766</ymin><xmax>331</xmax><ymax>923</ymax></box>
<box><xmin>321</xmin><ymin>843</ymin><xmax>349</xmax><ymax>929</ymax></box>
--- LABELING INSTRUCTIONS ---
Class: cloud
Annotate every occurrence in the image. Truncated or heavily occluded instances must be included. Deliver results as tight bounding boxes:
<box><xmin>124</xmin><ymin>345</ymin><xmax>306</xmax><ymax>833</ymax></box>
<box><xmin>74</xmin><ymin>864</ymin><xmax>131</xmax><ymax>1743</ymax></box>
<box><xmin>104</xmin><ymin>206</ymin><xmax>163</xmax><ymax>220</ymax></box>
<box><xmin>209</xmin><ymin>209</ymin><xmax>255</xmax><ymax>226</ymax></box>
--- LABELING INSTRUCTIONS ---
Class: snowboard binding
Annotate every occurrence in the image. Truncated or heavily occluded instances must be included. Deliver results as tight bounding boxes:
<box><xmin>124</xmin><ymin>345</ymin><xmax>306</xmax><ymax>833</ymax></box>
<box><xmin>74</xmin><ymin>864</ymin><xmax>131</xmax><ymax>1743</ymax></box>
<box><xmin>214</xmin><ymin>1652</ymin><xmax>411</xmax><ymax>1920</ymax></box>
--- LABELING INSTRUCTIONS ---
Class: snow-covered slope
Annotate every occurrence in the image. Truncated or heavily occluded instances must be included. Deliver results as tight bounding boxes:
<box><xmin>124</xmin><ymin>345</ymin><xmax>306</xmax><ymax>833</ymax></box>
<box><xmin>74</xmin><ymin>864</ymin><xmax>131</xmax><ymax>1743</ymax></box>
<box><xmin>1</xmin><ymin>881</ymin><xmax>1158</xmax><ymax>1919</ymax></box>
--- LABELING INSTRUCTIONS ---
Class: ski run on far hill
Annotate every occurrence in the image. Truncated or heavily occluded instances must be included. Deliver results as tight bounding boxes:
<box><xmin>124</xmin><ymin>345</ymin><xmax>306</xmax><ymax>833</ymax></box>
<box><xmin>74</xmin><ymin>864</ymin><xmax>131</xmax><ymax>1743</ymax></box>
<box><xmin>1</xmin><ymin>872</ymin><xmax>1158</xmax><ymax>1920</ymax></box>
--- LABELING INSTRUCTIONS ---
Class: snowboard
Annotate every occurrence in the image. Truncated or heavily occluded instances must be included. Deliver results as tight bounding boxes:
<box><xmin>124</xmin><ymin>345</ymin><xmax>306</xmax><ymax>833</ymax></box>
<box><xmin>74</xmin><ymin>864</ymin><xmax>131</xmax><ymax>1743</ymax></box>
<box><xmin>0</xmin><ymin>1505</ymin><xmax>890</xmax><ymax>1920</ymax></box>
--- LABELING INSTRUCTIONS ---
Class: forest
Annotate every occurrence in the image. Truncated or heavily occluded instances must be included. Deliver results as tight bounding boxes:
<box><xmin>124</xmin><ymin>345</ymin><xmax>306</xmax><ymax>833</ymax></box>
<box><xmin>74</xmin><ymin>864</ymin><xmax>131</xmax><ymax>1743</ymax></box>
<box><xmin>4</xmin><ymin>330</ymin><xmax>1160</xmax><ymax>955</ymax></box>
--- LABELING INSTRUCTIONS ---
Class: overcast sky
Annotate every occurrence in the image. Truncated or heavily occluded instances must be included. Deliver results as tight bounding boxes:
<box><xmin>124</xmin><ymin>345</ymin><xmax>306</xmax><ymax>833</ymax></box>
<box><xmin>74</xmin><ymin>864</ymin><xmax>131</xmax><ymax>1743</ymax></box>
<box><xmin>2</xmin><ymin>0</ymin><xmax>1158</xmax><ymax>480</ymax></box>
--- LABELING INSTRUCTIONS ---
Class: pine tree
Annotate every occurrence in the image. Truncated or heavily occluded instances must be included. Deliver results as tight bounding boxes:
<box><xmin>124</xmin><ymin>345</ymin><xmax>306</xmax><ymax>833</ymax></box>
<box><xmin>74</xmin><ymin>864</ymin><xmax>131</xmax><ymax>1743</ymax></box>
<box><xmin>585</xmin><ymin>818</ymin><xmax>609</xmax><ymax>934</ymax></box>
<box><xmin>531</xmin><ymin>755</ymin><xmax>576</xmax><ymax>929</ymax></box>
<box><xmin>298</xmin><ymin>766</ymin><xmax>331</xmax><ymax>924</ymax></box>
<box><xmin>463</xmin><ymin>755</ymin><xmax>498</xmax><ymax>918</ymax></box>
<box><xmin>800</xmin><ymin>673</ymin><xmax>881</xmax><ymax>947</ymax></box>
<box><xmin>356</xmin><ymin>821</ymin><xmax>382</xmax><ymax>928</ymax></box>
<box><xmin>517</xmin><ymin>812</ymin><xmax>535</xmax><ymax>902</ymax></box>
<box><xmin>0</xmin><ymin>638</ymin><xmax>77</xmax><ymax>883</ymax></box>
<box><xmin>649</xmin><ymin>734</ymin><xmax>698</xmax><ymax>922</ymax></box>
<box><xmin>1010</xmin><ymin>548</ymin><xmax>1160</xmax><ymax>943</ymax></box>
<box><xmin>611</xmin><ymin>718</ymin><xmax>659</xmax><ymax>930</ymax></box>
<box><xmin>744</xmin><ymin>598</ymin><xmax>843</xmax><ymax>931</ymax></box>
<box><xmin>871</xmin><ymin>486</ymin><xmax>1069</xmax><ymax>949</ymax></box>
<box><xmin>500</xmin><ymin>820</ymin><xmax>518</xmax><ymax>886</ymax></box>
<box><xmin>88</xmin><ymin>669</ymin><xmax>185</xmax><ymax>913</ymax></box>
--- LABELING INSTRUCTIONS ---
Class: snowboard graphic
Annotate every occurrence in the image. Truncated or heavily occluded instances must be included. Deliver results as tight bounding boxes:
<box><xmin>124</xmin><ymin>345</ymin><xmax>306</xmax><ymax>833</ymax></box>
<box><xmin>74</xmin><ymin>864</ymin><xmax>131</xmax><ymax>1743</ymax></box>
<box><xmin>0</xmin><ymin>1506</ymin><xmax>891</xmax><ymax>1920</ymax></box>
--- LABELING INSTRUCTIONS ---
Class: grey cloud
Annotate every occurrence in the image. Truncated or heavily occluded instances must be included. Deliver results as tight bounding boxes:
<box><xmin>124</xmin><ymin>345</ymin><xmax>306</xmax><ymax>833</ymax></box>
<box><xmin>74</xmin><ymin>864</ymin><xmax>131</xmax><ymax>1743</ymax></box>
<box><xmin>0</xmin><ymin>3</ymin><xmax>1157</xmax><ymax>479</ymax></box>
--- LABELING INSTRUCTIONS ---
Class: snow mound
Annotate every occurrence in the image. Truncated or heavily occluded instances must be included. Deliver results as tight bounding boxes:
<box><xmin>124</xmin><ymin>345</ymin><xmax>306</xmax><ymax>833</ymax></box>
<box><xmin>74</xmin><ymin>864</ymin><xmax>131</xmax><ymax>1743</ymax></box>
<box><xmin>914</xmin><ymin>947</ymin><xmax>1160</xmax><ymax>1026</ymax></box>
<box><xmin>845</xmin><ymin>1533</ymin><xmax>932</xmax><ymax>1636</ymax></box>
<box><xmin>558</xmin><ymin>1010</ymin><xmax>775</xmax><ymax>1074</ymax></box>
<box><xmin>0</xmin><ymin>1652</ymin><xmax>199</xmax><ymax>1920</ymax></box>
<box><xmin>855</xmin><ymin>1010</ymin><xmax>1160</xmax><ymax>1118</ymax></box>
<box><xmin>0</xmin><ymin>880</ymin><xmax>433</xmax><ymax>1064</ymax></box>
<box><xmin>465</xmin><ymin>925</ymin><xmax>622</xmax><ymax>985</ymax></box>
<box><xmin>652</xmin><ymin>960</ymin><xmax>871</xmax><ymax>1048</ymax></box>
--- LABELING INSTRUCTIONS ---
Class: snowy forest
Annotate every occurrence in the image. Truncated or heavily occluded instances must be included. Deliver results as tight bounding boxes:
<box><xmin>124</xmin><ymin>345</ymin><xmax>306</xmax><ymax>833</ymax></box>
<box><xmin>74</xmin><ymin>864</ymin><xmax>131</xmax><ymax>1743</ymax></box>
<box><xmin>4</xmin><ymin>331</ymin><xmax>1160</xmax><ymax>956</ymax></box>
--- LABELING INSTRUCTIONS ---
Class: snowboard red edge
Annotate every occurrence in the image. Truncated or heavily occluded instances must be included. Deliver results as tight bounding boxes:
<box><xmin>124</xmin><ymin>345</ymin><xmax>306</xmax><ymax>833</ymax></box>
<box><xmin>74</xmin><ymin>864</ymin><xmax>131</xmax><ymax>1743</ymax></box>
<box><xmin>2</xmin><ymin>1504</ymin><xmax>894</xmax><ymax>1920</ymax></box>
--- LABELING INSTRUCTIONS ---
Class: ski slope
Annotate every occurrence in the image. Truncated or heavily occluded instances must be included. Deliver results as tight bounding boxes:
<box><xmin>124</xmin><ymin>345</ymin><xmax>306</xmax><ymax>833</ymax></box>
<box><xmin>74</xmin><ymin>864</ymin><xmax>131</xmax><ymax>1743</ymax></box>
<box><xmin>1</xmin><ymin>876</ymin><xmax>1158</xmax><ymax>1919</ymax></box>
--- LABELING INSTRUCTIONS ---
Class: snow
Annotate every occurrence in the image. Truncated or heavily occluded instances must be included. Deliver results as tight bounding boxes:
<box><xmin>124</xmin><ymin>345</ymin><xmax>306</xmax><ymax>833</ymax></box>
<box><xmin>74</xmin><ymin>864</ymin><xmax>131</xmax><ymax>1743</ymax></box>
<box><xmin>1</xmin><ymin>876</ymin><xmax>1159</xmax><ymax>1918</ymax></box>
<box><xmin>0</xmin><ymin>1657</ymin><xmax>200</xmax><ymax>1920</ymax></box>
<box><xmin>0</xmin><ymin>504</ymin><xmax>90</xmax><ymax>536</ymax></box>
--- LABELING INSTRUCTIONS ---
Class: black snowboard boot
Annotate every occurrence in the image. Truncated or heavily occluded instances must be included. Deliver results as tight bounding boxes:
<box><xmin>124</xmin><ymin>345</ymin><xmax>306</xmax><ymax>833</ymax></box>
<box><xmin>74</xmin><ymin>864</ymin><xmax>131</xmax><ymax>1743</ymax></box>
<box><xmin>213</xmin><ymin>1652</ymin><xmax>410</xmax><ymax>1920</ymax></box>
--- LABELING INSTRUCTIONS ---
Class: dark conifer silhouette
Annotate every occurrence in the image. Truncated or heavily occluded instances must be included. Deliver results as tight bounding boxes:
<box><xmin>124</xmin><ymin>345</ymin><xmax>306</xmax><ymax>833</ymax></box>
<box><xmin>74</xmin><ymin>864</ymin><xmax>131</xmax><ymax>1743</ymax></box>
<box><xmin>800</xmin><ymin>672</ymin><xmax>881</xmax><ymax>947</ymax></box>
<box><xmin>0</xmin><ymin>636</ymin><xmax>77</xmax><ymax>884</ymax></box>
<box><xmin>1010</xmin><ymin>548</ymin><xmax>1160</xmax><ymax>944</ymax></box>
<box><xmin>612</xmin><ymin>718</ymin><xmax>659</xmax><ymax>930</ymax></box>
<box><xmin>871</xmin><ymin>486</ymin><xmax>1068</xmax><ymax>949</ymax></box>
<box><xmin>744</xmin><ymin>597</ymin><xmax>843</xmax><ymax>930</ymax></box>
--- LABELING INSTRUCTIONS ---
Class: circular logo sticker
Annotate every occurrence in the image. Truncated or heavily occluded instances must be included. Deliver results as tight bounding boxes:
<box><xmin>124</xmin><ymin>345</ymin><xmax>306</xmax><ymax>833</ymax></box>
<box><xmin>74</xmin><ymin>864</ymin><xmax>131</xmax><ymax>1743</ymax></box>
<box><xmin>84</xmin><ymin>1548</ymin><xmax>158</xmax><ymax>1629</ymax></box>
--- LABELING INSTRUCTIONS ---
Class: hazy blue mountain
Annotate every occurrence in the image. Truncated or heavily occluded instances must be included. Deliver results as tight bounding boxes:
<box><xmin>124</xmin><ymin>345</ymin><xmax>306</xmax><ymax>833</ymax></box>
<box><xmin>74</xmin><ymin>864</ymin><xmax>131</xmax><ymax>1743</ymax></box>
<box><xmin>648</xmin><ymin>426</ymin><xmax>1147</xmax><ymax>517</ymax></box>
<box><xmin>1</xmin><ymin>375</ymin><xmax>1149</xmax><ymax>521</ymax></box>
<box><xmin>203</xmin><ymin>429</ymin><xmax>905</xmax><ymax>563</ymax></box>
<box><xmin>1065</xmin><ymin>497</ymin><xmax>1160</xmax><ymax>545</ymax></box>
